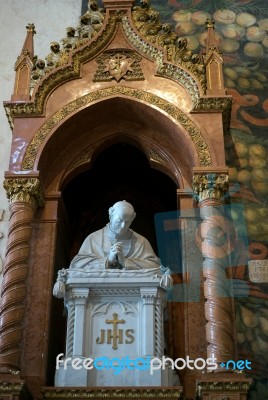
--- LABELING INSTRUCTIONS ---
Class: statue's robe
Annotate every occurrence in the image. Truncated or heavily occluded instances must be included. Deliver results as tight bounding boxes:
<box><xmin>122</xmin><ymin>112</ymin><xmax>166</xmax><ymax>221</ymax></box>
<box><xmin>70</xmin><ymin>224</ymin><xmax>160</xmax><ymax>270</ymax></box>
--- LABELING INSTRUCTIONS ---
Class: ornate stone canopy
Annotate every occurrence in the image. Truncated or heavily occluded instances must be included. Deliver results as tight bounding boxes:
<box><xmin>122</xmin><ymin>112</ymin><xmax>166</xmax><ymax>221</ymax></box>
<box><xmin>4</xmin><ymin>0</ymin><xmax>231</xmax><ymax>190</ymax></box>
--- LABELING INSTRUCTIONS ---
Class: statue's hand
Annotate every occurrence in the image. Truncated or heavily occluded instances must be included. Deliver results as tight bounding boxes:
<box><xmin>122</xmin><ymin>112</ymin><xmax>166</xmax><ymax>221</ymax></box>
<box><xmin>117</xmin><ymin>249</ymin><xmax>125</xmax><ymax>267</ymax></box>
<box><xmin>108</xmin><ymin>242</ymin><xmax>124</xmax><ymax>268</ymax></box>
<box><xmin>107</xmin><ymin>248</ymin><xmax>118</xmax><ymax>265</ymax></box>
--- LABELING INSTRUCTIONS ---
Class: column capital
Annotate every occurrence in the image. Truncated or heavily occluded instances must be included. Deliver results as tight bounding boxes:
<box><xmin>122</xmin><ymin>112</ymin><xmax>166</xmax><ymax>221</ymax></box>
<box><xmin>140</xmin><ymin>287</ymin><xmax>158</xmax><ymax>304</ymax></box>
<box><xmin>3</xmin><ymin>176</ymin><xmax>44</xmax><ymax>208</ymax></box>
<box><xmin>192</xmin><ymin>167</ymin><xmax>229</xmax><ymax>204</ymax></box>
<box><xmin>71</xmin><ymin>288</ymin><xmax>90</xmax><ymax>302</ymax></box>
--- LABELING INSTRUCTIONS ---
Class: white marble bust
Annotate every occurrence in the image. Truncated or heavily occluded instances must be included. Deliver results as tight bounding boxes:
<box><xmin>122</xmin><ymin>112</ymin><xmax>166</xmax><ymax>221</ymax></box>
<box><xmin>70</xmin><ymin>200</ymin><xmax>160</xmax><ymax>270</ymax></box>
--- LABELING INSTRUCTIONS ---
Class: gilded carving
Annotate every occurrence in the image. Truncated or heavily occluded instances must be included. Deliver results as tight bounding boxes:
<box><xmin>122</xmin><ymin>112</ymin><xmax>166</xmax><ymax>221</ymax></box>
<box><xmin>61</xmin><ymin>27</ymin><xmax>81</xmax><ymax>51</ymax></box>
<box><xmin>30</xmin><ymin>59</ymin><xmax>46</xmax><ymax>95</ymax></box>
<box><xmin>121</xmin><ymin>16</ymin><xmax>203</xmax><ymax>99</ymax></box>
<box><xmin>3</xmin><ymin>4</ymin><xmax>228</xmax><ymax>128</ymax></box>
<box><xmin>147</xmin><ymin>148</ymin><xmax>166</xmax><ymax>166</ymax></box>
<box><xmin>45</xmin><ymin>42</ymin><xmax>69</xmax><ymax>70</ymax></box>
<box><xmin>193</xmin><ymin>96</ymin><xmax>232</xmax><ymax>112</ymax></box>
<box><xmin>122</xmin><ymin>15</ymin><xmax>163</xmax><ymax>59</ymax></box>
<box><xmin>0</xmin><ymin>382</ymin><xmax>24</xmax><ymax>392</ymax></box>
<box><xmin>21</xmin><ymin>86</ymin><xmax>212</xmax><ymax>170</ymax></box>
<box><xmin>130</xmin><ymin>0</ymin><xmax>206</xmax><ymax>91</ymax></box>
<box><xmin>32</xmin><ymin>1</ymin><xmax>105</xmax><ymax>76</ymax></box>
<box><xmin>193</xmin><ymin>96</ymin><xmax>232</xmax><ymax>138</ymax></box>
<box><xmin>70</xmin><ymin>150</ymin><xmax>93</xmax><ymax>170</ymax></box>
<box><xmin>80</xmin><ymin>0</ymin><xmax>105</xmax><ymax>33</ymax></box>
<box><xmin>94</xmin><ymin>50</ymin><xmax>144</xmax><ymax>82</ymax></box>
<box><xmin>155</xmin><ymin>23</ymin><xmax>177</xmax><ymax>47</ymax></box>
<box><xmin>5</xmin><ymin>16</ymin><xmax>117</xmax><ymax>128</ymax></box>
<box><xmin>192</xmin><ymin>173</ymin><xmax>229</xmax><ymax>203</ymax></box>
<box><xmin>43</xmin><ymin>387</ymin><xmax>182</xmax><ymax>399</ymax></box>
<box><xmin>156</xmin><ymin>63</ymin><xmax>200</xmax><ymax>102</ymax></box>
<box><xmin>3</xmin><ymin>178</ymin><xmax>44</xmax><ymax>208</ymax></box>
<box><xmin>197</xmin><ymin>381</ymin><xmax>252</xmax><ymax>392</ymax></box>
<box><xmin>132</xmin><ymin>0</ymin><xmax>159</xmax><ymax>31</ymax></box>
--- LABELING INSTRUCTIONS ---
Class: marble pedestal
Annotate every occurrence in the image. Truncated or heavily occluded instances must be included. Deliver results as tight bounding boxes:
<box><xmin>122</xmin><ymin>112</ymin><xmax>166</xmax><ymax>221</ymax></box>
<box><xmin>54</xmin><ymin>268</ymin><xmax>177</xmax><ymax>387</ymax></box>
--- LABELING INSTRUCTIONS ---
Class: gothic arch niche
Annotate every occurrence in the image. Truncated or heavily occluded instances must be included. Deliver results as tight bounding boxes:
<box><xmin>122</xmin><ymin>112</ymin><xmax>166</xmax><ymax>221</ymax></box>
<box><xmin>35</xmin><ymin>95</ymin><xmax>201</xmax><ymax>193</ymax></box>
<box><xmin>46</xmin><ymin>141</ymin><xmax>178</xmax><ymax>383</ymax></box>
<box><xmin>62</xmin><ymin>141</ymin><xmax>178</xmax><ymax>260</ymax></box>
<box><xmin>43</xmin><ymin>102</ymin><xmax>184</xmax><ymax>385</ymax></box>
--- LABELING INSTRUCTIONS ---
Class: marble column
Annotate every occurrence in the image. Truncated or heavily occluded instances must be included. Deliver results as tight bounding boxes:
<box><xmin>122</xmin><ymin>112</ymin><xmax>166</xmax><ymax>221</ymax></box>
<box><xmin>0</xmin><ymin>176</ymin><xmax>44</xmax><ymax>373</ymax></box>
<box><xmin>192</xmin><ymin>168</ymin><xmax>236</xmax><ymax>365</ymax></box>
<box><xmin>140</xmin><ymin>287</ymin><xmax>158</xmax><ymax>356</ymax></box>
<box><xmin>72</xmin><ymin>288</ymin><xmax>89</xmax><ymax>357</ymax></box>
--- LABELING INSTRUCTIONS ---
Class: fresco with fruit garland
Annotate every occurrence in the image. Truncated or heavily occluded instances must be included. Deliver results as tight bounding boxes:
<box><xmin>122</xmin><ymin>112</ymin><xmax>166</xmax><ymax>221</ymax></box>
<box><xmin>148</xmin><ymin>0</ymin><xmax>268</xmax><ymax>397</ymax></box>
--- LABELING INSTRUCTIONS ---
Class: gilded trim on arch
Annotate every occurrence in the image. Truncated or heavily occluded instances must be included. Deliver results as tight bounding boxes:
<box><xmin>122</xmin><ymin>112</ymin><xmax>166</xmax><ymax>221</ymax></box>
<box><xmin>121</xmin><ymin>15</ymin><xmax>203</xmax><ymax>101</ymax></box>
<box><xmin>21</xmin><ymin>86</ymin><xmax>212</xmax><ymax>170</ymax></box>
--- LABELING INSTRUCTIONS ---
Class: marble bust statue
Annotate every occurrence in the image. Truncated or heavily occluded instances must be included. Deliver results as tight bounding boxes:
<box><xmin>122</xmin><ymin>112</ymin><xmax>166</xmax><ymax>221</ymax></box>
<box><xmin>70</xmin><ymin>200</ymin><xmax>160</xmax><ymax>270</ymax></box>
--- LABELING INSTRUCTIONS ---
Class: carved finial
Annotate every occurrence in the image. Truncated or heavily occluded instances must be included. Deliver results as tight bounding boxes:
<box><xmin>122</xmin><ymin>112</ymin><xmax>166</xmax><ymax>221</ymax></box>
<box><xmin>26</xmin><ymin>23</ymin><xmax>36</xmax><ymax>34</ymax></box>
<box><xmin>205</xmin><ymin>18</ymin><xmax>215</xmax><ymax>30</ymax></box>
<box><xmin>205</xmin><ymin>18</ymin><xmax>219</xmax><ymax>52</ymax></box>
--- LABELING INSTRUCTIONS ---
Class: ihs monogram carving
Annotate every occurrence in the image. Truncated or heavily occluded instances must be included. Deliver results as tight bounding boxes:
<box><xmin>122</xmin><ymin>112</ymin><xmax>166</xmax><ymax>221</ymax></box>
<box><xmin>94</xmin><ymin>50</ymin><xmax>144</xmax><ymax>82</ymax></box>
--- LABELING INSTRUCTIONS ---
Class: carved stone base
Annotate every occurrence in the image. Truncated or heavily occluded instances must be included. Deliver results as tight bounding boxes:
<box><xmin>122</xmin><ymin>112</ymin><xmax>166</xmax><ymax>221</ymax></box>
<box><xmin>43</xmin><ymin>386</ymin><xmax>183</xmax><ymax>400</ymax></box>
<box><xmin>196</xmin><ymin>375</ymin><xmax>252</xmax><ymax>400</ymax></box>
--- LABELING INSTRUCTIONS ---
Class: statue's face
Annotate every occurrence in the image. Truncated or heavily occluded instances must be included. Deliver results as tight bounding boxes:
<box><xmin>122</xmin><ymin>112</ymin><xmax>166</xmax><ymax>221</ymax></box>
<box><xmin>109</xmin><ymin>206</ymin><xmax>134</xmax><ymax>236</ymax></box>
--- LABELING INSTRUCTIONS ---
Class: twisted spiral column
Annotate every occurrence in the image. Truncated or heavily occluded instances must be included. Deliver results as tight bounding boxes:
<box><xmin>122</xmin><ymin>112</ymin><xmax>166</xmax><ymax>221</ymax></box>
<box><xmin>0</xmin><ymin>177</ymin><xmax>44</xmax><ymax>373</ymax></box>
<box><xmin>155</xmin><ymin>291</ymin><xmax>165</xmax><ymax>357</ymax></box>
<box><xmin>65</xmin><ymin>304</ymin><xmax>75</xmax><ymax>357</ymax></box>
<box><xmin>193</xmin><ymin>169</ymin><xmax>235</xmax><ymax>364</ymax></box>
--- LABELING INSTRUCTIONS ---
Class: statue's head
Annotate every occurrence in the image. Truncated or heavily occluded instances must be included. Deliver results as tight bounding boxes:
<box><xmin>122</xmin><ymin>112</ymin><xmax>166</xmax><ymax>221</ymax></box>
<box><xmin>108</xmin><ymin>201</ymin><xmax>136</xmax><ymax>236</ymax></box>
